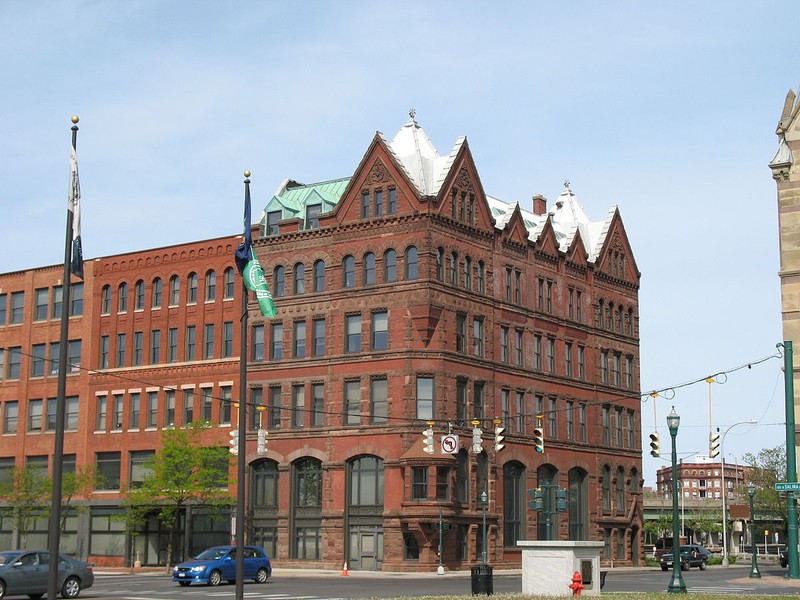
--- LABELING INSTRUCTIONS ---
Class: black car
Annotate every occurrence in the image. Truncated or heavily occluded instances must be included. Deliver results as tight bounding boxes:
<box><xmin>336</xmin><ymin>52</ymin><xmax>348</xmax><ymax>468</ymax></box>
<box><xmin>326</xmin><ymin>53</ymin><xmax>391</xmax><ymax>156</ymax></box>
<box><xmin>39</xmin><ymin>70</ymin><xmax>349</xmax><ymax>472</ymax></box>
<box><xmin>659</xmin><ymin>544</ymin><xmax>712</xmax><ymax>571</ymax></box>
<box><xmin>0</xmin><ymin>550</ymin><xmax>94</xmax><ymax>599</ymax></box>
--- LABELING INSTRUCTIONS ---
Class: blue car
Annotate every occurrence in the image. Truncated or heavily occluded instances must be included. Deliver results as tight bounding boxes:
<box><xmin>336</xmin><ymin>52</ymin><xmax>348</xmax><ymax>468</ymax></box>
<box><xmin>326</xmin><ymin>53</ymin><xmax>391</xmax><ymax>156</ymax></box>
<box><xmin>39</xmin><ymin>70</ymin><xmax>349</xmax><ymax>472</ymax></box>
<box><xmin>172</xmin><ymin>545</ymin><xmax>271</xmax><ymax>587</ymax></box>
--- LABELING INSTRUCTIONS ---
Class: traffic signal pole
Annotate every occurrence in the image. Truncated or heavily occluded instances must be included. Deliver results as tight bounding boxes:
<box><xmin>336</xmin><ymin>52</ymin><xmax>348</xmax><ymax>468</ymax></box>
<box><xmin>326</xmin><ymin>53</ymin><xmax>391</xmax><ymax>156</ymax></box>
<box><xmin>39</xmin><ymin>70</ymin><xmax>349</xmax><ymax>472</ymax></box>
<box><xmin>783</xmin><ymin>341</ymin><xmax>799</xmax><ymax>579</ymax></box>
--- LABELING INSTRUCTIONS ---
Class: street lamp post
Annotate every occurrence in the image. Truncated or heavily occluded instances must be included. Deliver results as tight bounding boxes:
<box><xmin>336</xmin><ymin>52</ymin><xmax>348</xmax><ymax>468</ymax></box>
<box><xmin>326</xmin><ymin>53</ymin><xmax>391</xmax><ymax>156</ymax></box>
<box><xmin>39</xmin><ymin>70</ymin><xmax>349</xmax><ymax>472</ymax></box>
<box><xmin>667</xmin><ymin>407</ymin><xmax>687</xmax><ymax>594</ymax></box>
<box><xmin>747</xmin><ymin>483</ymin><xmax>761</xmax><ymax>579</ymax></box>
<box><xmin>480</xmin><ymin>490</ymin><xmax>488</xmax><ymax>564</ymax></box>
<box><xmin>720</xmin><ymin>420</ymin><xmax>757</xmax><ymax>567</ymax></box>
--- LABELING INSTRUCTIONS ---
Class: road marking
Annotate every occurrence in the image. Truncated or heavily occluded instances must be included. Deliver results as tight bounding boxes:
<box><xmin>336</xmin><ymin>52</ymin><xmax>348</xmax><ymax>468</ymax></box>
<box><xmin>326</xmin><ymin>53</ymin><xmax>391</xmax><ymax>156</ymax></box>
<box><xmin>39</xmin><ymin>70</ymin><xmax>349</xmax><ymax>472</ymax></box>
<box><xmin>688</xmin><ymin>586</ymin><xmax>756</xmax><ymax>595</ymax></box>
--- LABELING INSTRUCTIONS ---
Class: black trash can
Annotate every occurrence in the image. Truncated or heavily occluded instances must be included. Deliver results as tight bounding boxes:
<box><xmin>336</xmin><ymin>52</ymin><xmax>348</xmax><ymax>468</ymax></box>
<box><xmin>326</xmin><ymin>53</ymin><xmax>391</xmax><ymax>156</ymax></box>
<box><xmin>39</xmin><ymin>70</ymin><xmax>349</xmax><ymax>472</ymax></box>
<box><xmin>470</xmin><ymin>563</ymin><xmax>493</xmax><ymax>595</ymax></box>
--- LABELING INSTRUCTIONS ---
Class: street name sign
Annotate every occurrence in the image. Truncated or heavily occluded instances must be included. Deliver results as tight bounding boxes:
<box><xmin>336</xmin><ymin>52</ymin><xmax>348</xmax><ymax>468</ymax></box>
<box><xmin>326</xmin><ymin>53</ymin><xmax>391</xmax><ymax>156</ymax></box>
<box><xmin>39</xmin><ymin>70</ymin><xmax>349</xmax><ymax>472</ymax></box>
<box><xmin>775</xmin><ymin>482</ymin><xmax>800</xmax><ymax>492</ymax></box>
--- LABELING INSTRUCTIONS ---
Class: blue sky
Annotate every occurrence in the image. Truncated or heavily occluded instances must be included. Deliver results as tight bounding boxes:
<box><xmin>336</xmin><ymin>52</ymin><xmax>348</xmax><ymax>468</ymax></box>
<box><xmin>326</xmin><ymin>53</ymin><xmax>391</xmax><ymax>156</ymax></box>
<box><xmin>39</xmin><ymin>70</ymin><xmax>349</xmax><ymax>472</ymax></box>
<box><xmin>1</xmin><ymin>1</ymin><xmax>795</xmax><ymax>485</ymax></box>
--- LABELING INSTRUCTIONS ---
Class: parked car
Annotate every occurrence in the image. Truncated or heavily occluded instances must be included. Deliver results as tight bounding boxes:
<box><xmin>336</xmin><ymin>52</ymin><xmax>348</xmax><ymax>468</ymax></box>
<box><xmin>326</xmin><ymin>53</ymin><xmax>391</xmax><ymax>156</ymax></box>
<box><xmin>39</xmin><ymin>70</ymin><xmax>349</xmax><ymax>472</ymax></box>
<box><xmin>659</xmin><ymin>544</ymin><xmax>712</xmax><ymax>571</ymax></box>
<box><xmin>172</xmin><ymin>545</ymin><xmax>271</xmax><ymax>586</ymax></box>
<box><xmin>0</xmin><ymin>550</ymin><xmax>94</xmax><ymax>599</ymax></box>
<box><xmin>781</xmin><ymin>548</ymin><xmax>788</xmax><ymax>568</ymax></box>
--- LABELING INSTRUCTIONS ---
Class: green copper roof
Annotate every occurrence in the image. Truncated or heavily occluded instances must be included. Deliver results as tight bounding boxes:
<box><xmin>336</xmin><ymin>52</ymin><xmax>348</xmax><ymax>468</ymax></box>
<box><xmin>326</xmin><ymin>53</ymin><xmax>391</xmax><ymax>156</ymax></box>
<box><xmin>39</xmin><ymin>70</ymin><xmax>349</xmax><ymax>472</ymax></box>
<box><xmin>263</xmin><ymin>177</ymin><xmax>351</xmax><ymax>220</ymax></box>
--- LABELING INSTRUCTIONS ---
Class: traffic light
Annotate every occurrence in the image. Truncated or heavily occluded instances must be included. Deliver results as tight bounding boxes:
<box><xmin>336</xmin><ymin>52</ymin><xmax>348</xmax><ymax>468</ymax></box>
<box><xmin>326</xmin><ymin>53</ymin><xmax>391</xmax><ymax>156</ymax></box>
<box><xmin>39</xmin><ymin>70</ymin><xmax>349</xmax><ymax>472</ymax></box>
<box><xmin>556</xmin><ymin>487</ymin><xmax>568</xmax><ymax>513</ymax></box>
<box><xmin>472</xmin><ymin>426</ymin><xmax>483</xmax><ymax>453</ymax></box>
<box><xmin>528</xmin><ymin>488</ymin><xmax>544</xmax><ymax>512</ymax></box>
<box><xmin>494</xmin><ymin>425</ymin><xmax>505</xmax><ymax>452</ymax></box>
<box><xmin>257</xmin><ymin>428</ymin><xmax>267</xmax><ymax>455</ymax></box>
<box><xmin>709</xmin><ymin>431</ymin><xmax>720</xmax><ymax>458</ymax></box>
<box><xmin>423</xmin><ymin>424</ymin><xmax>435</xmax><ymax>454</ymax></box>
<box><xmin>229</xmin><ymin>430</ymin><xmax>239</xmax><ymax>455</ymax></box>
<box><xmin>649</xmin><ymin>432</ymin><xmax>660</xmax><ymax>457</ymax></box>
<box><xmin>533</xmin><ymin>427</ymin><xmax>545</xmax><ymax>453</ymax></box>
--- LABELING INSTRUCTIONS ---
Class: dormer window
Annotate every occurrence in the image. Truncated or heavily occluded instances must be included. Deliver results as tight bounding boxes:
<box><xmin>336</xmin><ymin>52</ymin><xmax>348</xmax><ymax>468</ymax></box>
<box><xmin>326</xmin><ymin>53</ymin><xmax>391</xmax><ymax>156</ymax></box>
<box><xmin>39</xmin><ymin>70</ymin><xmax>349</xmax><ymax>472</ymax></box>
<box><xmin>267</xmin><ymin>211</ymin><xmax>281</xmax><ymax>236</ymax></box>
<box><xmin>306</xmin><ymin>203</ymin><xmax>321</xmax><ymax>230</ymax></box>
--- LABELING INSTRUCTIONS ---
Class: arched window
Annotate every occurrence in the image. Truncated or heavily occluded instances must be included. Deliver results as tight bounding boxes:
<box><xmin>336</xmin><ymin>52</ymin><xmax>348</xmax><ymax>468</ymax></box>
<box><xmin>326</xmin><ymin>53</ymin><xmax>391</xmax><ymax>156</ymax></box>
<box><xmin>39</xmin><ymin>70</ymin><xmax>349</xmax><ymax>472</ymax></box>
<box><xmin>313</xmin><ymin>260</ymin><xmax>326</xmax><ymax>292</ymax></box>
<box><xmin>363</xmin><ymin>253</ymin><xmax>376</xmax><ymax>286</ymax></box>
<box><xmin>223</xmin><ymin>267</ymin><xmax>235</xmax><ymax>299</ymax></box>
<box><xmin>343</xmin><ymin>255</ymin><xmax>355</xmax><ymax>288</ymax></box>
<box><xmin>601</xmin><ymin>465</ymin><xmax>612</xmax><ymax>513</ymax></box>
<box><xmin>273</xmin><ymin>266</ymin><xmax>285</xmax><ymax>297</ymax></box>
<box><xmin>250</xmin><ymin>459</ymin><xmax>279</xmax><ymax>508</ymax></box>
<box><xmin>293</xmin><ymin>263</ymin><xmax>305</xmax><ymax>295</ymax></box>
<box><xmin>616</xmin><ymin>466</ymin><xmax>625</xmax><ymax>515</ymax></box>
<box><xmin>598</xmin><ymin>299</ymin><xmax>605</xmax><ymax>328</ymax></box>
<box><xmin>449</xmin><ymin>251</ymin><xmax>458</xmax><ymax>285</ymax></box>
<box><xmin>118</xmin><ymin>282</ymin><xmax>128</xmax><ymax>312</ymax></box>
<box><xmin>383</xmin><ymin>249</ymin><xmax>397</xmax><ymax>283</ymax></box>
<box><xmin>436</xmin><ymin>247</ymin><xmax>445</xmax><ymax>281</ymax></box>
<box><xmin>503</xmin><ymin>461</ymin><xmax>525</xmax><ymax>547</ymax></box>
<box><xmin>405</xmin><ymin>247</ymin><xmax>418</xmax><ymax>280</ymax></box>
<box><xmin>187</xmin><ymin>272</ymin><xmax>198</xmax><ymax>303</ymax></box>
<box><xmin>169</xmin><ymin>275</ymin><xmax>180</xmax><ymax>306</ymax></box>
<box><xmin>629</xmin><ymin>467</ymin><xmax>639</xmax><ymax>494</ymax></box>
<box><xmin>291</xmin><ymin>458</ymin><xmax>322</xmax><ymax>559</ymax></box>
<box><xmin>476</xmin><ymin>261</ymin><xmax>485</xmax><ymax>293</ymax></box>
<box><xmin>152</xmin><ymin>278</ymin><xmax>162</xmax><ymax>308</ymax></box>
<box><xmin>134</xmin><ymin>280</ymin><xmax>145</xmax><ymax>310</ymax></box>
<box><xmin>101</xmin><ymin>285</ymin><xmax>111</xmax><ymax>315</ymax></box>
<box><xmin>537</xmin><ymin>464</ymin><xmax>558</xmax><ymax>539</ymax></box>
<box><xmin>463</xmin><ymin>256</ymin><xmax>472</xmax><ymax>290</ymax></box>
<box><xmin>568</xmin><ymin>467</ymin><xmax>588</xmax><ymax>540</ymax></box>
<box><xmin>348</xmin><ymin>456</ymin><xmax>384</xmax><ymax>506</ymax></box>
<box><xmin>205</xmin><ymin>270</ymin><xmax>216</xmax><ymax>301</ymax></box>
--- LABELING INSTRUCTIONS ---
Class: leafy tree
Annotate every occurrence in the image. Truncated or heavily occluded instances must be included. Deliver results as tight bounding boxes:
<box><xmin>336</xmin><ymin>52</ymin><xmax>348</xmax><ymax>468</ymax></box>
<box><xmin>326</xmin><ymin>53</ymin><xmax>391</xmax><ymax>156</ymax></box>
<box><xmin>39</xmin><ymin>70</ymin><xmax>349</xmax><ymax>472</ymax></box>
<box><xmin>0</xmin><ymin>465</ymin><xmax>51</xmax><ymax>548</ymax></box>
<box><xmin>122</xmin><ymin>421</ymin><xmax>233</xmax><ymax>566</ymax></box>
<box><xmin>742</xmin><ymin>443</ymin><xmax>787</xmax><ymax>531</ymax></box>
<box><xmin>644</xmin><ymin>514</ymin><xmax>673</xmax><ymax>542</ymax></box>
<box><xmin>60</xmin><ymin>465</ymin><xmax>98</xmax><ymax>535</ymax></box>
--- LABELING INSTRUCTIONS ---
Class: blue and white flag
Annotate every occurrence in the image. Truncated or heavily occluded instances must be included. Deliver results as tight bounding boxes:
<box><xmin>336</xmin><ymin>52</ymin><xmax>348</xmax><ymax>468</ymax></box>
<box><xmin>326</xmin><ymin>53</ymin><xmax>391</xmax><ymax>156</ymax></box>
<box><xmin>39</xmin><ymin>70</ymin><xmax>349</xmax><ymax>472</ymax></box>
<box><xmin>68</xmin><ymin>146</ymin><xmax>84</xmax><ymax>279</ymax></box>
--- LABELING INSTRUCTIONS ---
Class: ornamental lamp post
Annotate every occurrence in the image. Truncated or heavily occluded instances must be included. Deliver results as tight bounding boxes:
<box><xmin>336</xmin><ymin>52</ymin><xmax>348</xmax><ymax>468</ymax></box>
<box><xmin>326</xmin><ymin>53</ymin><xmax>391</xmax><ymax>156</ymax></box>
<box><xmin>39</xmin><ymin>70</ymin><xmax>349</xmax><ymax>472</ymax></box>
<box><xmin>747</xmin><ymin>483</ymin><xmax>761</xmax><ymax>579</ymax></box>
<box><xmin>667</xmin><ymin>407</ymin><xmax>687</xmax><ymax>594</ymax></box>
<box><xmin>480</xmin><ymin>490</ymin><xmax>488</xmax><ymax>564</ymax></box>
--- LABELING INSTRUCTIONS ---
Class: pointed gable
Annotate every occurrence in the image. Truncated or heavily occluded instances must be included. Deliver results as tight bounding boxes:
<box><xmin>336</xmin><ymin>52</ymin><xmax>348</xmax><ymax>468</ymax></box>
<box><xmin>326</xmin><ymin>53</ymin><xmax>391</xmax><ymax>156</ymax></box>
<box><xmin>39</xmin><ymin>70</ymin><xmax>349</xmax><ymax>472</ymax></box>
<box><xmin>500</xmin><ymin>203</ymin><xmax>530</xmax><ymax>250</ymax></box>
<box><xmin>594</xmin><ymin>209</ymin><xmax>640</xmax><ymax>284</ymax></box>
<box><xmin>533</xmin><ymin>217</ymin><xmax>560</xmax><ymax>260</ymax></box>
<box><xmin>565</xmin><ymin>227</ymin><xmax>589</xmax><ymax>269</ymax></box>
<box><xmin>436</xmin><ymin>140</ymin><xmax>497</xmax><ymax>233</ymax></box>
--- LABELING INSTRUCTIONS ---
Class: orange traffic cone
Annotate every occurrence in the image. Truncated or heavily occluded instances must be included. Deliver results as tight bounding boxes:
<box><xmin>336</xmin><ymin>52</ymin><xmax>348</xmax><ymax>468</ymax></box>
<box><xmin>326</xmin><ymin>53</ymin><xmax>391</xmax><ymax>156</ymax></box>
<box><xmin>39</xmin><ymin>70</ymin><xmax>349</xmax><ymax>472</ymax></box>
<box><xmin>341</xmin><ymin>561</ymin><xmax>349</xmax><ymax>576</ymax></box>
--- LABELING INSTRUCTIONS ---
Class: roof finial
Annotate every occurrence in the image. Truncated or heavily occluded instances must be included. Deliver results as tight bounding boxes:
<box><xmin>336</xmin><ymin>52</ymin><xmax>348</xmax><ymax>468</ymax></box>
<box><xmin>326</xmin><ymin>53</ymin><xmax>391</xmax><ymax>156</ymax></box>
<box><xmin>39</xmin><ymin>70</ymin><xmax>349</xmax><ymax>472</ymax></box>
<box><xmin>564</xmin><ymin>179</ymin><xmax>571</xmax><ymax>190</ymax></box>
<box><xmin>409</xmin><ymin>107</ymin><xmax>417</xmax><ymax>122</ymax></box>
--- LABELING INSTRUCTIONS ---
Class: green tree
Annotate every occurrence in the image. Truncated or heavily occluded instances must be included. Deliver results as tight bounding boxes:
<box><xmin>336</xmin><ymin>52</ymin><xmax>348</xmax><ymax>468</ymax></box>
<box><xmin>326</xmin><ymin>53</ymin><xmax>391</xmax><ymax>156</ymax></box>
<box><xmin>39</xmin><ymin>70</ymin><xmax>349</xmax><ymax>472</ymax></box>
<box><xmin>60</xmin><ymin>465</ymin><xmax>98</xmax><ymax>536</ymax></box>
<box><xmin>742</xmin><ymin>443</ymin><xmax>787</xmax><ymax>532</ymax></box>
<box><xmin>0</xmin><ymin>465</ymin><xmax>51</xmax><ymax>548</ymax></box>
<box><xmin>644</xmin><ymin>514</ymin><xmax>674</xmax><ymax>543</ymax></box>
<box><xmin>122</xmin><ymin>421</ymin><xmax>233</xmax><ymax>566</ymax></box>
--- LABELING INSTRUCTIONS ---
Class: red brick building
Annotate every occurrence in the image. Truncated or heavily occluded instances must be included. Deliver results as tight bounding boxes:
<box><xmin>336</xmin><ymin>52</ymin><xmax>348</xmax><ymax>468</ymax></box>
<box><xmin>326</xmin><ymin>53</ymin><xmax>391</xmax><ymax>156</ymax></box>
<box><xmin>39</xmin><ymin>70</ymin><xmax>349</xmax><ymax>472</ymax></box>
<box><xmin>0</xmin><ymin>116</ymin><xmax>642</xmax><ymax>570</ymax></box>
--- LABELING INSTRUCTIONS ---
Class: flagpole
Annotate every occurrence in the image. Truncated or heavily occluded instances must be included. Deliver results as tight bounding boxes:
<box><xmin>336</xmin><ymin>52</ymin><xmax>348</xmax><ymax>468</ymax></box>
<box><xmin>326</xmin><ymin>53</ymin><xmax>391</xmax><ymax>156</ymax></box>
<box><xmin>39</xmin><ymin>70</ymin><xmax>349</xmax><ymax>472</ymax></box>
<box><xmin>48</xmin><ymin>115</ymin><xmax>79</xmax><ymax>600</ymax></box>
<box><xmin>234</xmin><ymin>171</ymin><xmax>251</xmax><ymax>600</ymax></box>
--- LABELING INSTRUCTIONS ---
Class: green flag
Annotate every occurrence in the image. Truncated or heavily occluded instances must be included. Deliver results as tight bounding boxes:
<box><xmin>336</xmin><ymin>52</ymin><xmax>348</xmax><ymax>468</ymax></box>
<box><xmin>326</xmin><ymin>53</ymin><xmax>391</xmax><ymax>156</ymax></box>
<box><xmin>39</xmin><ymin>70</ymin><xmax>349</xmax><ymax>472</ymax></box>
<box><xmin>242</xmin><ymin>247</ymin><xmax>277</xmax><ymax>317</ymax></box>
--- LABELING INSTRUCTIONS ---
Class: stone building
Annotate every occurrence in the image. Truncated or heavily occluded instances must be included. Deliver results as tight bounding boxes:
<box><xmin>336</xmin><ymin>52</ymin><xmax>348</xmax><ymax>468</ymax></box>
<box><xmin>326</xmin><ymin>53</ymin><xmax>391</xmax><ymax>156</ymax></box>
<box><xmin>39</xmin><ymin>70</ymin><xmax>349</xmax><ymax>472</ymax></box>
<box><xmin>0</xmin><ymin>116</ymin><xmax>642</xmax><ymax>570</ymax></box>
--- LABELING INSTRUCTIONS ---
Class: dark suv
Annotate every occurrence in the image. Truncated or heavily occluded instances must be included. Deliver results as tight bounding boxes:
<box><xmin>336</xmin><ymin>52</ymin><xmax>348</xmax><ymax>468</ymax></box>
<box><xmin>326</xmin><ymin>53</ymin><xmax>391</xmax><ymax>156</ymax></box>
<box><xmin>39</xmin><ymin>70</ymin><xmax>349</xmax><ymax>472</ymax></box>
<box><xmin>659</xmin><ymin>544</ymin><xmax>712</xmax><ymax>571</ymax></box>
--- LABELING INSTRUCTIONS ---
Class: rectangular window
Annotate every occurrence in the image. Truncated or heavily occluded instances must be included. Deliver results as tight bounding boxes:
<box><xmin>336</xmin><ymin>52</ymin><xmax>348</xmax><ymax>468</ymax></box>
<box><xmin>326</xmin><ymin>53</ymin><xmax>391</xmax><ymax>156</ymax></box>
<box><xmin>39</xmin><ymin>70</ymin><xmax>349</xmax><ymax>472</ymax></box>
<box><xmin>46</xmin><ymin>397</ymin><xmax>57</xmax><ymax>431</ymax></box>
<box><xmin>270</xmin><ymin>323</ymin><xmax>283</xmax><ymax>360</ymax></box>
<box><xmin>602</xmin><ymin>405</ymin><xmax>611</xmax><ymax>445</ymax></box>
<box><xmin>388</xmin><ymin>188</ymin><xmax>397</xmax><ymax>213</ymax></box>
<box><xmin>578</xmin><ymin>403</ymin><xmax>587</xmax><ymax>442</ymax></box>
<box><xmin>305</xmin><ymin>203</ymin><xmax>321</xmax><ymax>229</ymax></box>
<box><xmin>96</xmin><ymin>452</ymin><xmax>121</xmax><ymax>490</ymax></box>
<box><xmin>534</xmin><ymin>335</ymin><xmax>542</xmax><ymax>371</ymax></box>
<box><xmin>71</xmin><ymin>283</ymin><xmax>84</xmax><ymax>316</ymax></box>
<box><xmin>547</xmin><ymin>338</ymin><xmax>555</xmax><ymax>374</ymax></box>
<box><xmin>345</xmin><ymin>314</ymin><xmax>361</xmax><ymax>353</ymax></box>
<box><xmin>370</xmin><ymin>378</ymin><xmax>387</xmax><ymax>424</ymax></box>
<box><xmin>515</xmin><ymin>270</ymin><xmax>522</xmax><ymax>304</ymax></box>
<box><xmin>111</xmin><ymin>333</ymin><xmax>124</xmax><ymax>370</ymax></box>
<box><xmin>99</xmin><ymin>336</ymin><xmax>109</xmax><ymax>370</ymax></box>
<box><xmin>612</xmin><ymin>353</ymin><xmax>621</xmax><ymax>386</ymax></box>
<box><xmin>95</xmin><ymin>395</ymin><xmax>107</xmax><ymax>432</ymax></box>
<box><xmin>7</xmin><ymin>347</ymin><xmax>21</xmax><ymax>379</ymax></box>
<box><xmin>165</xmin><ymin>389</ymin><xmax>176</xmax><ymax>427</ymax></box>
<box><xmin>68</xmin><ymin>339</ymin><xmax>81</xmax><ymax>373</ymax></box>
<box><xmin>0</xmin><ymin>294</ymin><xmax>6</xmax><ymax>325</ymax></box>
<box><xmin>374</xmin><ymin>189</ymin><xmax>383</xmax><ymax>216</ymax></box>
<box><xmin>371</xmin><ymin>311</ymin><xmax>388</xmax><ymax>350</ymax></box>
<box><xmin>312</xmin><ymin>318</ymin><xmax>325</xmax><ymax>356</ymax></box>
<box><xmin>203</xmin><ymin>324</ymin><xmax>214</xmax><ymax>359</ymax></box>
<box><xmin>291</xmin><ymin>384</ymin><xmax>304</xmax><ymax>429</ymax></box>
<box><xmin>34</xmin><ymin>288</ymin><xmax>48</xmax><ymax>321</ymax></box>
<box><xmin>568</xmin><ymin>288</ymin><xmax>574</xmax><ymax>319</ymax></box>
<box><xmin>113</xmin><ymin>394</ymin><xmax>123</xmax><ymax>429</ymax></box>
<box><xmin>411</xmin><ymin>466</ymin><xmax>428</xmax><ymax>500</ymax></box>
<box><xmin>625</xmin><ymin>356</ymin><xmax>634</xmax><ymax>389</ymax></box>
<box><xmin>547</xmin><ymin>396</ymin><xmax>557</xmax><ymax>438</ymax></box>
<box><xmin>223</xmin><ymin>321</ymin><xmax>234</xmax><ymax>358</ymax></box>
<box><xmin>266</xmin><ymin>210</ymin><xmax>281</xmax><ymax>235</ymax></box>
<box><xmin>201</xmin><ymin>387</ymin><xmax>213</xmax><ymax>422</ymax></box>
<box><xmin>220</xmin><ymin>386</ymin><xmax>232</xmax><ymax>425</ymax></box>
<box><xmin>151</xmin><ymin>330</ymin><xmax>161</xmax><ymax>364</ymax></box>
<box><xmin>472</xmin><ymin>318</ymin><xmax>484</xmax><ymax>357</ymax></box>
<box><xmin>52</xmin><ymin>286</ymin><xmax>63</xmax><ymax>319</ymax></box>
<box><xmin>546</xmin><ymin>281</ymin><xmax>553</xmax><ymax>313</ymax></box>
<box><xmin>515</xmin><ymin>391</ymin><xmax>525</xmax><ymax>435</ymax></box>
<box><xmin>344</xmin><ymin>380</ymin><xmax>360</xmax><ymax>426</ymax></box>
<box><xmin>515</xmin><ymin>330</ymin><xmax>523</xmax><ymax>366</ymax></box>
<box><xmin>500</xmin><ymin>326</ymin><xmax>509</xmax><ymax>363</ymax></box>
<box><xmin>361</xmin><ymin>191</ymin><xmax>370</xmax><ymax>218</ymax></box>
<box><xmin>615</xmin><ymin>407</ymin><xmax>623</xmax><ymax>447</ymax></box>
<box><xmin>185</xmin><ymin>325</ymin><xmax>196</xmax><ymax>360</ymax></box>
<box><xmin>182</xmin><ymin>389</ymin><xmax>194</xmax><ymax>425</ymax></box>
<box><xmin>129</xmin><ymin>450</ymin><xmax>155</xmax><ymax>489</ymax></box>
<box><xmin>456</xmin><ymin>378</ymin><xmax>468</xmax><ymax>421</ymax></box>
<box><xmin>505</xmin><ymin>267</ymin><xmax>512</xmax><ymax>302</ymax></box>
<box><xmin>167</xmin><ymin>328</ymin><xmax>178</xmax><ymax>363</ymax></box>
<box><xmin>250</xmin><ymin>387</ymin><xmax>263</xmax><ymax>430</ymax></box>
<box><xmin>578</xmin><ymin>346</ymin><xmax>586</xmax><ymax>380</ymax></box>
<box><xmin>268</xmin><ymin>386</ymin><xmax>281</xmax><ymax>429</ymax></box>
<box><xmin>416</xmin><ymin>376</ymin><xmax>434</xmax><ymax>420</ymax></box>
<box><xmin>310</xmin><ymin>383</ymin><xmax>324</xmax><ymax>428</ymax></box>
<box><xmin>473</xmin><ymin>382</ymin><xmax>484</xmax><ymax>420</ymax></box>
<box><xmin>436</xmin><ymin>466</ymin><xmax>450</xmax><ymax>501</ymax></box>
<box><xmin>600</xmin><ymin>351</ymin><xmax>609</xmax><ymax>384</ymax></box>
<box><xmin>566</xmin><ymin>400</ymin><xmax>574</xmax><ymax>440</ymax></box>
<box><xmin>537</xmin><ymin>278</ymin><xmax>544</xmax><ymax>311</ymax></box>
<box><xmin>3</xmin><ymin>401</ymin><xmax>18</xmax><ymax>434</ymax></box>
<box><xmin>31</xmin><ymin>344</ymin><xmax>46</xmax><ymax>377</ymax></box>
<box><xmin>129</xmin><ymin>393</ymin><xmax>140</xmax><ymax>429</ymax></box>
<box><xmin>132</xmin><ymin>331</ymin><xmax>143</xmax><ymax>366</ymax></box>
<box><xmin>10</xmin><ymin>292</ymin><xmax>24</xmax><ymax>324</ymax></box>
<box><xmin>456</xmin><ymin>313</ymin><xmax>466</xmax><ymax>353</ymax></box>
<box><xmin>576</xmin><ymin>290</ymin><xmax>583</xmax><ymax>322</ymax></box>
<box><xmin>147</xmin><ymin>391</ymin><xmax>158</xmax><ymax>428</ymax></box>
<box><xmin>252</xmin><ymin>324</ymin><xmax>264</xmax><ymax>361</ymax></box>
<box><xmin>64</xmin><ymin>397</ymin><xmax>78</xmax><ymax>430</ymax></box>
<box><xmin>293</xmin><ymin>321</ymin><xmax>306</xmax><ymax>358</ymax></box>
<box><xmin>28</xmin><ymin>399</ymin><xmax>42</xmax><ymax>432</ymax></box>
<box><xmin>565</xmin><ymin>341</ymin><xmax>573</xmax><ymax>377</ymax></box>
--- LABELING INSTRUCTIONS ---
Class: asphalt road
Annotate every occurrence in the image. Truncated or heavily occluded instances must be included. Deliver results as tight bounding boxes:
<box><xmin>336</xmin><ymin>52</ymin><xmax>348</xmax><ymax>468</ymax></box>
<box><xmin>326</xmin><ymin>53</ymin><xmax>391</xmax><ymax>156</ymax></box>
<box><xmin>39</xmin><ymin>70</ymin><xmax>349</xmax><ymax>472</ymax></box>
<box><xmin>84</xmin><ymin>564</ymin><xmax>800</xmax><ymax>599</ymax></box>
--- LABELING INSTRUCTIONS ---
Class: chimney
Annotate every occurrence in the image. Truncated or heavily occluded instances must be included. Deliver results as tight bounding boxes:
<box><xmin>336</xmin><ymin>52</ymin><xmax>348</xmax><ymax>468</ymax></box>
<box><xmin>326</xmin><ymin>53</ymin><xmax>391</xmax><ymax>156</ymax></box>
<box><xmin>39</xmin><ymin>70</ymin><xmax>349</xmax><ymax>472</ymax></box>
<box><xmin>532</xmin><ymin>194</ymin><xmax>547</xmax><ymax>216</ymax></box>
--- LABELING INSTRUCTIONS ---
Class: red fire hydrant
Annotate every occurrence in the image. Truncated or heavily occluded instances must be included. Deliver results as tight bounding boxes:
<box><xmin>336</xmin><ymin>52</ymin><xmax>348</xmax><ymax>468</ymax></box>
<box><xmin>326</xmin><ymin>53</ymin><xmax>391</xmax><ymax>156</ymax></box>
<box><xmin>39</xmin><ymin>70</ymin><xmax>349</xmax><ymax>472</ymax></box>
<box><xmin>569</xmin><ymin>571</ymin><xmax>584</xmax><ymax>596</ymax></box>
